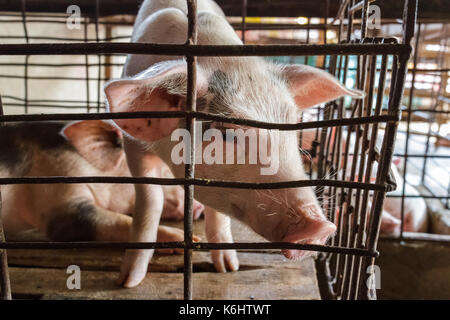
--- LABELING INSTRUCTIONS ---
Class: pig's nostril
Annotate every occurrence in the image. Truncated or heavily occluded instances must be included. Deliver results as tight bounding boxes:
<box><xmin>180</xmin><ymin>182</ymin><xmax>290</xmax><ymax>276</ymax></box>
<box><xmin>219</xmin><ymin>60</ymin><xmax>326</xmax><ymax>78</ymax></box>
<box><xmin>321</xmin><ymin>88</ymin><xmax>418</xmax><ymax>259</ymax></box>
<box><xmin>283</xmin><ymin>220</ymin><xmax>336</xmax><ymax>245</ymax></box>
<box><xmin>281</xmin><ymin>220</ymin><xmax>336</xmax><ymax>261</ymax></box>
<box><xmin>316</xmin><ymin>221</ymin><xmax>336</xmax><ymax>240</ymax></box>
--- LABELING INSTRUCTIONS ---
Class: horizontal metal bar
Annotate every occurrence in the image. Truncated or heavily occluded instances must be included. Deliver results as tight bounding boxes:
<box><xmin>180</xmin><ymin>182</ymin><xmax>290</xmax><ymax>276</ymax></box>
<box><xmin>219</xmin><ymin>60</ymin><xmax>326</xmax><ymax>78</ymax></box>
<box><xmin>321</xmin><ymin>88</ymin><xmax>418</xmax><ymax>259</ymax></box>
<box><xmin>4</xmin><ymin>103</ymin><xmax>106</xmax><ymax>110</ymax></box>
<box><xmin>381</xmin><ymin>232</ymin><xmax>450</xmax><ymax>245</ymax></box>
<box><xmin>0</xmin><ymin>112</ymin><xmax>399</xmax><ymax>130</ymax></box>
<box><xmin>0</xmin><ymin>0</ymin><xmax>449</xmax><ymax>20</ymax></box>
<box><xmin>0</xmin><ymin>74</ymin><xmax>112</xmax><ymax>81</ymax></box>
<box><xmin>0</xmin><ymin>35</ymin><xmax>130</xmax><ymax>42</ymax></box>
<box><xmin>0</xmin><ymin>241</ymin><xmax>378</xmax><ymax>257</ymax></box>
<box><xmin>11</xmin><ymin>63</ymin><xmax>443</xmax><ymax>73</ymax></box>
<box><xmin>0</xmin><ymin>176</ymin><xmax>387</xmax><ymax>191</ymax></box>
<box><xmin>195</xmin><ymin>243</ymin><xmax>377</xmax><ymax>257</ymax></box>
<box><xmin>2</xmin><ymin>96</ymin><xmax>103</xmax><ymax>104</ymax></box>
<box><xmin>0</xmin><ymin>43</ymin><xmax>412</xmax><ymax>56</ymax></box>
<box><xmin>386</xmin><ymin>194</ymin><xmax>450</xmax><ymax>199</ymax></box>
<box><xmin>0</xmin><ymin>62</ymin><xmax>123</xmax><ymax>68</ymax></box>
<box><xmin>393</xmin><ymin>153</ymin><xmax>450</xmax><ymax>159</ymax></box>
<box><xmin>408</xmin><ymin>109</ymin><xmax>450</xmax><ymax>114</ymax></box>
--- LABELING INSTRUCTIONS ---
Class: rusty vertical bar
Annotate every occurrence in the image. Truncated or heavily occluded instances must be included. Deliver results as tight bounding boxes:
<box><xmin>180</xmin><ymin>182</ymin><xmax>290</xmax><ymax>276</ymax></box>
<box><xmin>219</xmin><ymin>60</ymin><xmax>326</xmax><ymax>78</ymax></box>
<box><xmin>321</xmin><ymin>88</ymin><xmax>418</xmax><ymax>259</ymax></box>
<box><xmin>104</xmin><ymin>25</ymin><xmax>113</xmax><ymax>81</ymax></box>
<box><xmin>334</xmin><ymin>1</ymin><xmax>354</xmax><ymax>298</ymax></box>
<box><xmin>400</xmin><ymin>23</ymin><xmax>421</xmax><ymax>239</ymax></box>
<box><xmin>350</xmin><ymin>52</ymin><xmax>388</xmax><ymax>300</ymax></box>
<box><xmin>95</xmin><ymin>0</ymin><xmax>101</xmax><ymax>113</ymax></box>
<box><xmin>305</xmin><ymin>17</ymin><xmax>310</xmax><ymax>66</ymax></box>
<box><xmin>348</xmin><ymin>53</ymin><xmax>378</xmax><ymax>300</ymax></box>
<box><xmin>357</xmin><ymin>0</ymin><xmax>418</xmax><ymax>300</ymax></box>
<box><xmin>241</xmin><ymin>0</ymin><xmax>247</xmax><ymax>43</ymax></box>
<box><xmin>84</xmin><ymin>16</ymin><xmax>91</xmax><ymax>113</ymax></box>
<box><xmin>421</xmin><ymin>25</ymin><xmax>448</xmax><ymax>185</ymax></box>
<box><xmin>360</xmin><ymin>0</ymin><xmax>369</xmax><ymax>39</ymax></box>
<box><xmin>184</xmin><ymin>0</ymin><xmax>198</xmax><ymax>301</ymax></box>
<box><xmin>0</xmin><ymin>96</ymin><xmax>12</xmax><ymax>300</ymax></box>
<box><xmin>21</xmin><ymin>0</ymin><xmax>29</xmax><ymax>114</ymax></box>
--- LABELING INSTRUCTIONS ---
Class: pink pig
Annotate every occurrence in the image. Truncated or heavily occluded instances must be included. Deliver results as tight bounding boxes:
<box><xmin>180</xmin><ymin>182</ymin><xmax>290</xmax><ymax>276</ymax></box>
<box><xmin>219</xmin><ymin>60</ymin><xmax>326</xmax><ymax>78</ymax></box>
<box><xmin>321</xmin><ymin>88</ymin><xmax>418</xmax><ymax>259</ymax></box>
<box><xmin>0</xmin><ymin>120</ymin><xmax>204</xmax><ymax>253</ymax></box>
<box><xmin>104</xmin><ymin>0</ymin><xmax>364</xmax><ymax>287</ymax></box>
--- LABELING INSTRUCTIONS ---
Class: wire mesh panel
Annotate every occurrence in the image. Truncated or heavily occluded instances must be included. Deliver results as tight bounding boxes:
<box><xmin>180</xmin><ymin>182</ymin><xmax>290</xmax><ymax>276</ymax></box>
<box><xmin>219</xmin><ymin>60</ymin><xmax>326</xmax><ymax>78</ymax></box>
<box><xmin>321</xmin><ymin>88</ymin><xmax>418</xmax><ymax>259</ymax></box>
<box><xmin>0</xmin><ymin>0</ymin><xmax>419</xmax><ymax>300</ymax></box>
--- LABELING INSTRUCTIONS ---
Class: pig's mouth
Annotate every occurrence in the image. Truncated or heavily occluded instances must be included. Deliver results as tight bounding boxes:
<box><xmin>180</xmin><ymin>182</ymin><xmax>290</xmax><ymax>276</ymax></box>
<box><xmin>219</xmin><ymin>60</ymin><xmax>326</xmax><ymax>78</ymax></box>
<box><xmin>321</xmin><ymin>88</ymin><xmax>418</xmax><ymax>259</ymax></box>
<box><xmin>230</xmin><ymin>202</ymin><xmax>337</xmax><ymax>260</ymax></box>
<box><xmin>281</xmin><ymin>236</ymin><xmax>331</xmax><ymax>260</ymax></box>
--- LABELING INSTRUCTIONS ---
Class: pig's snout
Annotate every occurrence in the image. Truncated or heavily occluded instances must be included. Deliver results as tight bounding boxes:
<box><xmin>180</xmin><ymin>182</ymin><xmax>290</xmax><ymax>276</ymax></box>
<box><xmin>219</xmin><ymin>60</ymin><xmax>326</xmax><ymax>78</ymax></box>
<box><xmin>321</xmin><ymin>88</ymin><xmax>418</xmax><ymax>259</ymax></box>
<box><xmin>282</xmin><ymin>204</ymin><xmax>336</xmax><ymax>260</ymax></box>
<box><xmin>193</xmin><ymin>201</ymin><xmax>205</xmax><ymax>219</ymax></box>
<box><xmin>176</xmin><ymin>199</ymin><xmax>204</xmax><ymax>220</ymax></box>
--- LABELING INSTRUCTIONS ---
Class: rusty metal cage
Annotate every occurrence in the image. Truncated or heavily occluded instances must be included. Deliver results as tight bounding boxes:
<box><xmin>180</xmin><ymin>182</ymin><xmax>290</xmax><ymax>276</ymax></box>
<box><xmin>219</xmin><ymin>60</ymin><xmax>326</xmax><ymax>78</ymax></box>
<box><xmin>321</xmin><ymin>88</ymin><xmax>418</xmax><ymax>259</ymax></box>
<box><xmin>0</xmin><ymin>0</ymin><xmax>421</xmax><ymax>300</ymax></box>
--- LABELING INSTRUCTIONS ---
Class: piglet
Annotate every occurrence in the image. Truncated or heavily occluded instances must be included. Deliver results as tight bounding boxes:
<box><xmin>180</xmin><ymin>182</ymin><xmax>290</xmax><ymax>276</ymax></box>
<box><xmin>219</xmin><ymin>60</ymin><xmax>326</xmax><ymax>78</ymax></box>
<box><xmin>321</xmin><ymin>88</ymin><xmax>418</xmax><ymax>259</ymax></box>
<box><xmin>381</xmin><ymin>161</ymin><xmax>428</xmax><ymax>235</ymax></box>
<box><xmin>104</xmin><ymin>0</ymin><xmax>364</xmax><ymax>287</ymax></box>
<box><xmin>0</xmin><ymin>120</ymin><xmax>204</xmax><ymax>252</ymax></box>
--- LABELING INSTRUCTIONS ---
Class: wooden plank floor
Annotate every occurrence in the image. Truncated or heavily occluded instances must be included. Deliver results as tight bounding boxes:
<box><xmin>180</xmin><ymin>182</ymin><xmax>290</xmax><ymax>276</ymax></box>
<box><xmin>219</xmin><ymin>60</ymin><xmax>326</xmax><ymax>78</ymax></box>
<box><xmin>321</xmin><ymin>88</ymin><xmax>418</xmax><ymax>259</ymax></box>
<box><xmin>5</xmin><ymin>218</ymin><xmax>321</xmax><ymax>300</ymax></box>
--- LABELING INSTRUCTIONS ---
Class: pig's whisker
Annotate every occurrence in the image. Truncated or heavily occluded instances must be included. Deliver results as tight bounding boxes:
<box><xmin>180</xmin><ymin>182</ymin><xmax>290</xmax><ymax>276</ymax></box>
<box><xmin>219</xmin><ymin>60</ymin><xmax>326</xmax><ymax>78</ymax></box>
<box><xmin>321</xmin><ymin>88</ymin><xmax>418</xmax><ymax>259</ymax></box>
<box><xmin>259</xmin><ymin>189</ymin><xmax>283</xmax><ymax>206</ymax></box>
<box><xmin>268</xmin><ymin>190</ymin><xmax>286</xmax><ymax>207</ymax></box>
<box><xmin>283</xmin><ymin>190</ymin><xmax>290</xmax><ymax>210</ymax></box>
<box><xmin>257</xmin><ymin>203</ymin><xmax>267</xmax><ymax>211</ymax></box>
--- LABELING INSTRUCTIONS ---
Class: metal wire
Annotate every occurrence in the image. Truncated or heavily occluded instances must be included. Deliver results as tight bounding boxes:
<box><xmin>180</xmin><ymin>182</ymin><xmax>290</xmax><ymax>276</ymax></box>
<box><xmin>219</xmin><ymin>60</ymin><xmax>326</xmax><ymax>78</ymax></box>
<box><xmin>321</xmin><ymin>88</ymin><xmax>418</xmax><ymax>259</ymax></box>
<box><xmin>0</xmin><ymin>0</ymin><xmax>425</xmax><ymax>301</ymax></box>
<box><xmin>0</xmin><ymin>96</ymin><xmax>12</xmax><ymax>300</ymax></box>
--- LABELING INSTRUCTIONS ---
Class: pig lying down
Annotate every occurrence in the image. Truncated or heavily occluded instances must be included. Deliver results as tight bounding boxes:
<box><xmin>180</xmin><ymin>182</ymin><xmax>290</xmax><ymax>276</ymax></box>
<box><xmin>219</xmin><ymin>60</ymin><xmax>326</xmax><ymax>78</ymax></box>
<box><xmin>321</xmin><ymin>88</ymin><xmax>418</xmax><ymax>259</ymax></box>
<box><xmin>105</xmin><ymin>0</ymin><xmax>364</xmax><ymax>287</ymax></box>
<box><xmin>0</xmin><ymin>120</ymin><xmax>204</xmax><ymax>252</ymax></box>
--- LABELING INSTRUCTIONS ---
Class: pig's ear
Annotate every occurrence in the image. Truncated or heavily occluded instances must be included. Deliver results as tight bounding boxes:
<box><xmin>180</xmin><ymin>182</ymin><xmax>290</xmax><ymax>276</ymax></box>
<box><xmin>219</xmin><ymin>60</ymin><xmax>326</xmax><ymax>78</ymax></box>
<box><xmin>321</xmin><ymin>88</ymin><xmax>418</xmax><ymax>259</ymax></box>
<box><xmin>104</xmin><ymin>62</ymin><xmax>207</xmax><ymax>142</ymax></box>
<box><xmin>280</xmin><ymin>64</ymin><xmax>365</xmax><ymax>109</ymax></box>
<box><xmin>61</xmin><ymin>120</ymin><xmax>124</xmax><ymax>172</ymax></box>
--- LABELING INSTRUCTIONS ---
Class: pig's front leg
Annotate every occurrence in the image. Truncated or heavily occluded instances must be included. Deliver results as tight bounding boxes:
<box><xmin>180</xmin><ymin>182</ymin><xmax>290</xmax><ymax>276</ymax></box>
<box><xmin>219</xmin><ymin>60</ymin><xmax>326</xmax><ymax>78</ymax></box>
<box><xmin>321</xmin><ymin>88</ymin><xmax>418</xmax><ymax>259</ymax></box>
<box><xmin>119</xmin><ymin>138</ymin><xmax>165</xmax><ymax>288</ymax></box>
<box><xmin>204</xmin><ymin>206</ymin><xmax>239</xmax><ymax>272</ymax></box>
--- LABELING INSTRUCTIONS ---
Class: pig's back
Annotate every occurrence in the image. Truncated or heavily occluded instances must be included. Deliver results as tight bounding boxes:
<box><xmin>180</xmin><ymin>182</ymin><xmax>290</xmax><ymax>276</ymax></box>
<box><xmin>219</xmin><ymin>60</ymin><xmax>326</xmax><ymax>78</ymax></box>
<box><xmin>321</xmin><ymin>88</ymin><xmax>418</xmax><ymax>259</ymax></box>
<box><xmin>134</xmin><ymin>0</ymin><xmax>224</xmax><ymax>29</ymax></box>
<box><xmin>123</xmin><ymin>0</ymin><xmax>239</xmax><ymax>77</ymax></box>
<box><xmin>0</xmin><ymin>122</ymin><xmax>71</xmax><ymax>177</ymax></box>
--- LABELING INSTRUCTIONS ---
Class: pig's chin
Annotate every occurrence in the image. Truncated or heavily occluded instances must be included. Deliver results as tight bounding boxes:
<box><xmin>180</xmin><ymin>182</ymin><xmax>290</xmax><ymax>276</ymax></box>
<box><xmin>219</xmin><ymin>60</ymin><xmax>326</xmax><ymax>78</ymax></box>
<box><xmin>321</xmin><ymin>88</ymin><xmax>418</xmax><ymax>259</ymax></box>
<box><xmin>282</xmin><ymin>248</ymin><xmax>319</xmax><ymax>260</ymax></box>
<box><xmin>281</xmin><ymin>235</ymin><xmax>330</xmax><ymax>260</ymax></box>
<box><xmin>282</xmin><ymin>249</ymin><xmax>314</xmax><ymax>260</ymax></box>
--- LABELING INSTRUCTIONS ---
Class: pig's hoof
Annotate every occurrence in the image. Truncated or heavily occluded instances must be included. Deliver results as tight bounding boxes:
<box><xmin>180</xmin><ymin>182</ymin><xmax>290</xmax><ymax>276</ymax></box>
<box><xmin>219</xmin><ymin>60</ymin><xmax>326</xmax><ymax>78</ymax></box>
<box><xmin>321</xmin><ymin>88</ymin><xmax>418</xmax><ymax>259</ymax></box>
<box><xmin>117</xmin><ymin>250</ymin><xmax>150</xmax><ymax>288</ymax></box>
<box><xmin>118</xmin><ymin>273</ymin><xmax>145</xmax><ymax>288</ymax></box>
<box><xmin>211</xmin><ymin>249</ymin><xmax>239</xmax><ymax>272</ymax></box>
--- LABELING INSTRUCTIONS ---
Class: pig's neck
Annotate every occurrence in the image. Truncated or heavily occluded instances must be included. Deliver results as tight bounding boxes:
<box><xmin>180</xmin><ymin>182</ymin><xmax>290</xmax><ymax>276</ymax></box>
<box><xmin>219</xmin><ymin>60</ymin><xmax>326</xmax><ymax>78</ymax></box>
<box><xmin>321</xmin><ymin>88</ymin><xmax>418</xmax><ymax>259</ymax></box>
<box><xmin>154</xmin><ymin>136</ymin><xmax>185</xmax><ymax>178</ymax></box>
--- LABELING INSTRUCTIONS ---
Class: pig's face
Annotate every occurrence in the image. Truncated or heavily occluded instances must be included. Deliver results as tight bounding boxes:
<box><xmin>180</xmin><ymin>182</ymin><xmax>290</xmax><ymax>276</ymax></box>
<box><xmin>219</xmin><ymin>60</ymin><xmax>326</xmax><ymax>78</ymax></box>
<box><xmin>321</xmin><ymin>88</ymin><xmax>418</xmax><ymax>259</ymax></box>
<box><xmin>62</xmin><ymin>120</ymin><xmax>204</xmax><ymax>220</ymax></box>
<box><xmin>105</xmin><ymin>58</ymin><xmax>363</xmax><ymax>259</ymax></box>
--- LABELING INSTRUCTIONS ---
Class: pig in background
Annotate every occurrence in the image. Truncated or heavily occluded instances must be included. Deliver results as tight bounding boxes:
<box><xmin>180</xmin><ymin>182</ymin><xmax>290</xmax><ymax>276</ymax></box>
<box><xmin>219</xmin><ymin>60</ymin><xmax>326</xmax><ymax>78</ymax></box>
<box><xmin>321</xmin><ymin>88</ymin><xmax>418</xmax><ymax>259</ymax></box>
<box><xmin>298</xmin><ymin>127</ymin><xmax>428</xmax><ymax>236</ymax></box>
<box><xmin>0</xmin><ymin>120</ymin><xmax>204</xmax><ymax>253</ymax></box>
<box><xmin>104</xmin><ymin>0</ymin><xmax>365</xmax><ymax>287</ymax></box>
<box><xmin>380</xmin><ymin>159</ymin><xmax>428</xmax><ymax>236</ymax></box>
